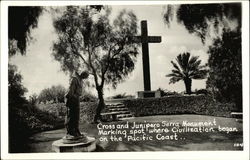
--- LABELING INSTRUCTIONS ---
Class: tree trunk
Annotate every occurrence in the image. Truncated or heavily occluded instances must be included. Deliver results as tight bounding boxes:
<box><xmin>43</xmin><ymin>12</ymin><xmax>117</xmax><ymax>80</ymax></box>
<box><xmin>94</xmin><ymin>86</ymin><xmax>105</xmax><ymax>123</ymax></box>
<box><xmin>184</xmin><ymin>78</ymin><xmax>192</xmax><ymax>94</ymax></box>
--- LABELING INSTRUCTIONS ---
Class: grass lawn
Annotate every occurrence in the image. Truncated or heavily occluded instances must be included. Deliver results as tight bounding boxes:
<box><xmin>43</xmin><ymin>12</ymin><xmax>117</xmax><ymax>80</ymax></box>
<box><xmin>27</xmin><ymin>114</ymin><xmax>243</xmax><ymax>152</ymax></box>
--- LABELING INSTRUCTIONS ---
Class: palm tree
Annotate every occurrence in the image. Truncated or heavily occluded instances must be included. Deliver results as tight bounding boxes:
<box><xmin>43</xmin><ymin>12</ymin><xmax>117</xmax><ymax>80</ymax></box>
<box><xmin>166</xmin><ymin>52</ymin><xmax>207</xmax><ymax>94</ymax></box>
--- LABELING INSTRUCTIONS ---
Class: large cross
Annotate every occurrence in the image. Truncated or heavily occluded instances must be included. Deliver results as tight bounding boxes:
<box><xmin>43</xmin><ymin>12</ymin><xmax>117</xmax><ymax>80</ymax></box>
<box><xmin>132</xmin><ymin>20</ymin><xmax>162</xmax><ymax>91</ymax></box>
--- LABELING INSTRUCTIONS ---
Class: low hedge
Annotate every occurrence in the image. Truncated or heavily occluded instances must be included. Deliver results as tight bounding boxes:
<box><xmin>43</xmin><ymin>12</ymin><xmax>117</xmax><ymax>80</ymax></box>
<box><xmin>42</xmin><ymin>95</ymin><xmax>234</xmax><ymax>125</ymax></box>
<box><xmin>40</xmin><ymin>102</ymin><xmax>98</xmax><ymax>123</ymax></box>
<box><xmin>123</xmin><ymin>95</ymin><xmax>234</xmax><ymax>117</ymax></box>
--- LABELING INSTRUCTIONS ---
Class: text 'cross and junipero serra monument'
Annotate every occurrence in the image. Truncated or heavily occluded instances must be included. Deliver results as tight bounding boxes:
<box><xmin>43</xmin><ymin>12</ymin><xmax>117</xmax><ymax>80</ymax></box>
<box><xmin>132</xmin><ymin>20</ymin><xmax>162</xmax><ymax>98</ymax></box>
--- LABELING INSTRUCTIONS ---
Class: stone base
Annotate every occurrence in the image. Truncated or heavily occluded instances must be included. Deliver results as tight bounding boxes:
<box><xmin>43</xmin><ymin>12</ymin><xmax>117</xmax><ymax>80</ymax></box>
<box><xmin>52</xmin><ymin>137</ymin><xmax>96</xmax><ymax>152</ymax></box>
<box><xmin>137</xmin><ymin>90</ymin><xmax>161</xmax><ymax>98</ymax></box>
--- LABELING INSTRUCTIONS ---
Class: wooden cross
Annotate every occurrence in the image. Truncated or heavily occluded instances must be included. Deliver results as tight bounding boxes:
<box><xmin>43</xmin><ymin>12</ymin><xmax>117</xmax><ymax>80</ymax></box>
<box><xmin>131</xmin><ymin>20</ymin><xmax>162</xmax><ymax>91</ymax></box>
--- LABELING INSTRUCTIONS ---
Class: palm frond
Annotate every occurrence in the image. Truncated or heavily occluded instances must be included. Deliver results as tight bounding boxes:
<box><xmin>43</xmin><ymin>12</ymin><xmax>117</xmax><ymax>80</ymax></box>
<box><xmin>166</xmin><ymin>72</ymin><xmax>183</xmax><ymax>78</ymax></box>
<box><xmin>189</xmin><ymin>69</ymin><xmax>208</xmax><ymax>79</ymax></box>
<box><xmin>176</xmin><ymin>52</ymin><xmax>190</xmax><ymax>71</ymax></box>
<box><xmin>171</xmin><ymin>61</ymin><xmax>181</xmax><ymax>72</ymax></box>
<box><xmin>169</xmin><ymin>76</ymin><xmax>182</xmax><ymax>84</ymax></box>
<box><xmin>188</xmin><ymin>56</ymin><xmax>199</xmax><ymax>66</ymax></box>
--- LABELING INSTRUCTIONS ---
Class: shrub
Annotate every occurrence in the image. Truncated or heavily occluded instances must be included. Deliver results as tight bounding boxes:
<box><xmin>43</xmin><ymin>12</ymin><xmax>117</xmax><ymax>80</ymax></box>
<box><xmin>156</xmin><ymin>88</ymin><xmax>181</xmax><ymax>97</ymax></box>
<box><xmin>194</xmin><ymin>89</ymin><xmax>210</xmax><ymax>95</ymax></box>
<box><xmin>80</xmin><ymin>92</ymin><xmax>98</xmax><ymax>102</ymax></box>
<box><xmin>79</xmin><ymin>102</ymin><xmax>98</xmax><ymax>123</ymax></box>
<box><xmin>112</xmin><ymin>93</ymin><xmax>135</xmax><ymax>99</ymax></box>
<box><xmin>29</xmin><ymin>93</ymin><xmax>38</xmax><ymax>105</ymax></box>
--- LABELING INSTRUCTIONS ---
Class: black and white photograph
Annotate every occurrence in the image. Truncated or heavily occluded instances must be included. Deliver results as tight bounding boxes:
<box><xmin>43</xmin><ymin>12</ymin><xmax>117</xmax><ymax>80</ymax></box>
<box><xmin>1</xmin><ymin>1</ymin><xmax>249</xmax><ymax>160</ymax></box>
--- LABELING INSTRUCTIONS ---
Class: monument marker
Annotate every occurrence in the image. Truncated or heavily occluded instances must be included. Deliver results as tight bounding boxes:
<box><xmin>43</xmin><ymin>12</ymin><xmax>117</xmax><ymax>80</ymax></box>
<box><xmin>132</xmin><ymin>20</ymin><xmax>162</xmax><ymax>98</ymax></box>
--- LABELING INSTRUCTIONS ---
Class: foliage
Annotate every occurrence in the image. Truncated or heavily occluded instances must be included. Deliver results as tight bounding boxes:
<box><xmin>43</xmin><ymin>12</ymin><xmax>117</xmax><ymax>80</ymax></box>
<box><xmin>194</xmin><ymin>89</ymin><xmax>210</xmax><ymax>95</ymax></box>
<box><xmin>80</xmin><ymin>91</ymin><xmax>98</xmax><ymax>102</ymax></box>
<box><xmin>8</xmin><ymin>64</ymin><xmax>28</xmax><ymax>107</ymax></box>
<box><xmin>156</xmin><ymin>88</ymin><xmax>181</xmax><ymax>97</ymax></box>
<box><xmin>52</xmin><ymin>6</ymin><xmax>139</xmax><ymax>86</ymax></box>
<box><xmin>123</xmin><ymin>95</ymin><xmax>234</xmax><ymax>118</ymax></box>
<box><xmin>8</xmin><ymin>6</ymin><xmax>43</xmax><ymax>56</ymax></box>
<box><xmin>52</xmin><ymin>6</ymin><xmax>139</xmax><ymax>121</ymax></box>
<box><xmin>163</xmin><ymin>3</ymin><xmax>241</xmax><ymax>43</ymax></box>
<box><xmin>29</xmin><ymin>93</ymin><xmax>38</xmax><ymax>105</ymax></box>
<box><xmin>39</xmin><ymin>102</ymin><xmax>98</xmax><ymax>124</ymax></box>
<box><xmin>9</xmin><ymin>103</ymin><xmax>64</xmax><ymax>153</ymax></box>
<box><xmin>38</xmin><ymin>85</ymin><xmax>66</xmax><ymax>103</ymax></box>
<box><xmin>112</xmin><ymin>93</ymin><xmax>134</xmax><ymax>99</ymax></box>
<box><xmin>206</xmin><ymin>29</ymin><xmax>242</xmax><ymax>110</ymax></box>
<box><xmin>166</xmin><ymin>52</ymin><xmax>207</xmax><ymax>94</ymax></box>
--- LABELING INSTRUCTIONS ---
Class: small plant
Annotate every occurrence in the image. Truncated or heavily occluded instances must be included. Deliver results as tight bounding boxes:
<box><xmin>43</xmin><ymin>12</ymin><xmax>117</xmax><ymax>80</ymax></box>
<box><xmin>112</xmin><ymin>93</ymin><xmax>134</xmax><ymax>99</ymax></box>
<box><xmin>194</xmin><ymin>89</ymin><xmax>210</xmax><ymax>95</ymax></box>
<box><xmin>29</xmin><ymin>93</ymin><xmax>38</xmax><ymax>105</ymax></box>
<box><xmin>157</xmin><ymin>88</ymin><xmax>181</xmax><ymax>97</ymax></box>
<box><xmin>80</xmin><ymin>92</ymin><xmax>98</xmax><ymax>102</ymax></box>
<box><xmin>113</xmin><ymin>93</ymin><xmax>127</xmax><ymax>99</ymax></box>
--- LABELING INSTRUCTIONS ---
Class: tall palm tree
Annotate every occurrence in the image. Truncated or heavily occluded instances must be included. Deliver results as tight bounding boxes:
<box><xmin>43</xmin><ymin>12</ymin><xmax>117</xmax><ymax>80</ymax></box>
<box><xmin>166</xmin><ymin>52</ymin><xmax>207</xmax><ymax>94</ymax></box>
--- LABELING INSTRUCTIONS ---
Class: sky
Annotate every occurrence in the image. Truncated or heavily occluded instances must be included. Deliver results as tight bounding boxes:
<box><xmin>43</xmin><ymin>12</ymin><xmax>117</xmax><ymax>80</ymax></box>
<box><xmin>10</xmin><ymin>5</ymin><xmax>209</xmax><ymax>98</ymax></box>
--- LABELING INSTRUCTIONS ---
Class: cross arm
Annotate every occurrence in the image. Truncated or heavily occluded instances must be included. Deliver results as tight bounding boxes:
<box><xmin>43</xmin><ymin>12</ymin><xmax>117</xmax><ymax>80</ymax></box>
<box><xmin>130</xmin><ymin>36</ymin><xmax>161</xmax><ymax>43</ymax></box>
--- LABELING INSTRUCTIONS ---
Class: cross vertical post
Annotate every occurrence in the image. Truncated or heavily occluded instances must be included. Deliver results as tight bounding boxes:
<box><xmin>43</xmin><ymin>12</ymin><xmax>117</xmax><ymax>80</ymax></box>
<box><xmin>141</xmin><ymin>21</ymin><xmax>151</xmax><ymax>91</ymax></box>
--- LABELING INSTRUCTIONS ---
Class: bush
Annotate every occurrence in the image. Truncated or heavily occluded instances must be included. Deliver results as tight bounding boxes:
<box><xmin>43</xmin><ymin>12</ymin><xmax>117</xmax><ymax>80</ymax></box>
<box><xmin>79</xmin><ymin>102</ymin><xmax>98</xmax><ymax>123</ymax></box>
<box><xmin>194</xmin><ymin>89</ymin><xmax>210</xmax><ymax>95</ymax></box>
<box><xmin>112</xmin><ymin>93</ymin><xmax>135</xmax><ymax>99</ymax></box>
<box><xmin>156</xmin><ymin>88</ymin><xmax>181</xmax><ymax>97</ymax></box>
<box><xmin>29</xmin><ymin>93</ymin><xmax>38</xmax><ymax>105</ymax></box>
<box><xmin>80</xmin><ymin>92</ymin><xmax>98</xmax><ymax>102</ymax></box>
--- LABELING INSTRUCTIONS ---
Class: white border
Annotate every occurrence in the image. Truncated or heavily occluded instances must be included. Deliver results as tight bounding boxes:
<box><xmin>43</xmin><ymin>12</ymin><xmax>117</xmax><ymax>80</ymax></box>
<box><xmin>1</xmin><ymin>1</ymin><xmax>249</xmax><ymax>160</ymax></box>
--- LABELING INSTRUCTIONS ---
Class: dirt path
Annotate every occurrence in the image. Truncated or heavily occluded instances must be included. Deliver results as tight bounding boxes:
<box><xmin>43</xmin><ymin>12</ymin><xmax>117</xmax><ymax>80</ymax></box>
<box><xmin>27</xmin><ymin>115</ymin><xmax>243</xmax><ymax>152</ymax></box>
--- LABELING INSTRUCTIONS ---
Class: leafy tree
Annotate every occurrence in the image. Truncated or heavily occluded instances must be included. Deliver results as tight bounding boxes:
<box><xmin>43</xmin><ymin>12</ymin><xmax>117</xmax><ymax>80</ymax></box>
<box><xmin>163</xmin><ymin>3</ymin><xmax>241</xmax><ymax>43</ymax></box>
<box><xmin>8</xmin><ymin>6</ymin><xmax>104</xmax><ymax>56</ymax></box>
<box><xmin>166</xmin><ymin>52</ymin><xmax>207</xmax><ymax>94</ymax></box>
<box><xmin>206</xmin><ymin>29</ymin><xmax>242</xmax><ymax>110</ymax></box>
<box><xmin>38</xmin><ymin>85</ymin><xmax>66</xmax><ymax>103</ymax></box>
<box><xmin>8</xmin><ymin>6</ymin><xmax>43</xmax><ymax>56</ymax></box>
<box><xmin>38</xmin><ymin>88</ymin><xmax>51</xmax><ymax>103</ymax></box>
<box><xmin>29</xmin><ymin>93</ymin><xmax>38</xmax><ymax>105</ymax></box>
<box><xmin>51</xmin><ymin>85</ymin><xmax>67</xmax><ymax>102</ymax></box>
<box><xmin>8</xmin><ymin>64</ymin><xmax>29</xmax><ymax>153</ymax></box>
<box><xmin>8</xmin><ymin>64</ymin><xmax>28</xmax><ymax>107</ymax></box>
<box><xmin>52</xmin><ymin>6</ymin><xmax>139</xmax><ymax>122</ymax></box>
